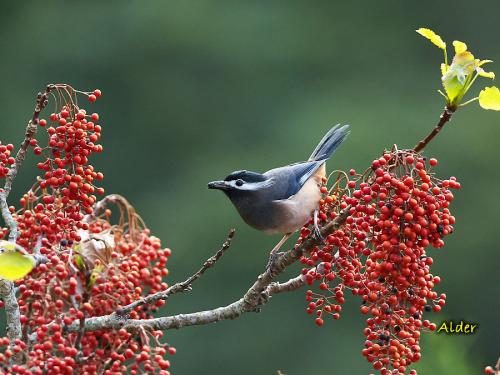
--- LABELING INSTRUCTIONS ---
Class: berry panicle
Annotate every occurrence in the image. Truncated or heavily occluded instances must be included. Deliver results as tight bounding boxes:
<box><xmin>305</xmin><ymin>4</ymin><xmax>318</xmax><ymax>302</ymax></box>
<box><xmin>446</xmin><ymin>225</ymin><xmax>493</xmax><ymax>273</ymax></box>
<box><xmin>300</xmin><ymin>149</ymin><xmax>460</xmax><ymax>375</ymax></box>
<box><xmin>0</xmin><ymin>86</ymin><xmax>175</xmax><ymax>375</ymax></box>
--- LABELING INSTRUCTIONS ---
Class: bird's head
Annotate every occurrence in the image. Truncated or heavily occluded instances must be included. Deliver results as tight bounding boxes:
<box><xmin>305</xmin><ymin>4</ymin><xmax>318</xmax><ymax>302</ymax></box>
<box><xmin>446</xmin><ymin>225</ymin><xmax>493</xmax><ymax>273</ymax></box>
<box><xmin>208</xmin><ymin>170</ymin><xmax>271</xmax><ymax>197</ymax></box>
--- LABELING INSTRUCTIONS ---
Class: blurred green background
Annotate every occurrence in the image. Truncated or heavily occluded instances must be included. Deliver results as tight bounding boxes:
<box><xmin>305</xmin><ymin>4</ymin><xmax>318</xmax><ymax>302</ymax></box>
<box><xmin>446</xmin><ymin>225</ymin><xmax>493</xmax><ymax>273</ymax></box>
<box><xmin>1</xmin><ymin>1</ymin><xmax>499</xmax><ymax>374</ymax></box>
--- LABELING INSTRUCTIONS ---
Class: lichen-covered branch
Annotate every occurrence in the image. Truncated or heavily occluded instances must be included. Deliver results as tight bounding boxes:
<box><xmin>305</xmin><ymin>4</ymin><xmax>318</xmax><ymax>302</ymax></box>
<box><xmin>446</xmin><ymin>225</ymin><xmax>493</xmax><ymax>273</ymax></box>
<box><xmin>63</xmin><ymin>208</ymin><xmax>349</xmax><ymax>333</ymax></box>
<box><xmin>0</xmin><ymin>193</ymin><xmax>17</xmax><ymax>243</ymax></box>
<box><xmin>0</xmin><ymin>281</ymin><xmax>21</xmax><ymax>345</ymax></box>
<box><xmin>267</xmin><ymin>274</ymin><xmax>304</xmax><ymax>295</ymax></box>
<box><xmin>1</xmin><ymin>86</ymin><xmax>52</xmax><ymax>240</ymax></box>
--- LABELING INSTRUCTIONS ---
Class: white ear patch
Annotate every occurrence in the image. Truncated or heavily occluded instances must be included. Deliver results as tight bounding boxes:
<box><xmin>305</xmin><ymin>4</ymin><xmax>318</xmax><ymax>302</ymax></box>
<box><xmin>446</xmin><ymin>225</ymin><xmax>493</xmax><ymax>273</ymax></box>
<box><xmin>237</xmin><ymin>178</ymin><xmax>274</xmax><ymax>191</ymax></box>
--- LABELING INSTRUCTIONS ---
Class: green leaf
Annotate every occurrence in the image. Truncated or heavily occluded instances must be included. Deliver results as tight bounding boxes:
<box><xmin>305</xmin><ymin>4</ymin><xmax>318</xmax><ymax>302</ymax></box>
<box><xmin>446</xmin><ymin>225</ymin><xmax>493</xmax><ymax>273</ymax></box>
<box><xmin>479</xmin><ymin>86</ymin><xmax>500</xmax><ymax>110</ymax></box>
<box><xmin>442</xmin><ymin>51</ymin><xmax>477</xmax><ymax>104</ymax></box>
<box><xmin>416</xmin><ymin>28</ymin><xmax>446</xmax><ymax>50</ymax></box>
<box><xmin>452</xmin><ymin>40</ymin><xmax>467</xmax><ymax>54</ymax></box>
<box><xmin>476</xmin><ymin>67</ymin><xmax>495</xmax><ymax>79</ymax></box>
<box><xmin>0</xmin><ymin>241</ymin><xmax>35</xmax><ymax>281</ymax></box>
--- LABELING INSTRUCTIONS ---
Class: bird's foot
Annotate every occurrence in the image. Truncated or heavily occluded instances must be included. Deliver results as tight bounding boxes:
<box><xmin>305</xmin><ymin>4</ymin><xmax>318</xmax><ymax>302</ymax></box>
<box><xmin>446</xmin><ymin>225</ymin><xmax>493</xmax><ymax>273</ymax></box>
<box><xmin>313</xmin><ymin>209</ymin><xmax>325</xmax><ymax>243</ymax></box>
<box><xmin>313</xmin><ymin>224</ymin><xmax>325</xmax><ymax>243</ymax></box>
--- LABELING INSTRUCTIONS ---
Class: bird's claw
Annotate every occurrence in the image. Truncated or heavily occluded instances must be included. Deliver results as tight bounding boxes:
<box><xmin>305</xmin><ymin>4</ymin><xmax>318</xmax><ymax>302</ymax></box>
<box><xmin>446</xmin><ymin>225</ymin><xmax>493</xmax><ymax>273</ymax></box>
<box><xmin>313</xmin><ymin>224</ymin><xmax>325</xmax><ymax>242</ymax></box>
<box><xmin>313</xmin><ymin>209</ymin><xmax>325</xmax><ymax>243</ymax></box>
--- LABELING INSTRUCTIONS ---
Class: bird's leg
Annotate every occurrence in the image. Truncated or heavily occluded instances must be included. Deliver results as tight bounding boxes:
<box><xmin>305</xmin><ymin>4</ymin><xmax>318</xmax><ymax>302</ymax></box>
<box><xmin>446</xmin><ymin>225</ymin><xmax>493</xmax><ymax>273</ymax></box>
<box><xmin>313</xmin><ymin>209</ymin><xmax>325</xmax><ymax>242</ymax></box>
<box><xmin>266</xmin><ymin>233</ymin><xmax>291</xmax><ymax>271</ymax></box>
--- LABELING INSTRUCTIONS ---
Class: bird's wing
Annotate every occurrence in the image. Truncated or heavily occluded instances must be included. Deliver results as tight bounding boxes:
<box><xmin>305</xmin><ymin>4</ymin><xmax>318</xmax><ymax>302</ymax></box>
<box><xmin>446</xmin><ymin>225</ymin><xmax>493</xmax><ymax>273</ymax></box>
<box><xmin>265</xmin><ymin>160</ymin><xmax>324</xmax><ymax>201</ymax></box>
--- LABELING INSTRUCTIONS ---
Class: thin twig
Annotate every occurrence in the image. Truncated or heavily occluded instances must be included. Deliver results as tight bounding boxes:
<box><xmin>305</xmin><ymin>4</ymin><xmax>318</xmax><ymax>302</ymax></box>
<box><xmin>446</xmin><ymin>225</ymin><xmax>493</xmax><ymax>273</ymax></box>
<box><xmin>1</xmin><ymin>86</ymin><xmax>53</xmax><ymax>241</ymax></box>
<box><xmin>116</xmin><ymin>229</ymin><xmax>236</xmax><ymax>316</ymax></box>
<box><xmin>4</xmin><ymin>86</ymin><xmax>52</xmax><ymax>196</ymax></box>
<box><xmin>413</xmin><ymin>106</ymin><xmax>455</xmax><ymax>152</ymax></box>
<box><xmin>83</xmin><ymin>194</ymin><xmax>123</xmax><ymax>223</ymax></box>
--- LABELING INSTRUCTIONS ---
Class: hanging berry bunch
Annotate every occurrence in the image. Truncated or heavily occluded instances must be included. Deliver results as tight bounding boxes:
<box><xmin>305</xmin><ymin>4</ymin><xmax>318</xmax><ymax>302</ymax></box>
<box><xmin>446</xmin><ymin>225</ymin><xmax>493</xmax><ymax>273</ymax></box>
<box><xmin>2</xmin><ymin>196</ymin><xmax>174</xmax><ymax>374</ymax></box>
<box><xmin>0</xmin><ymin>87</ymin><xmax>175</xmax><ymax>374</ymax></box>
<box><xmin>300</xmin><ymin>149</ymin><xmax>460</xmax><ymax>375</ymax></box>
<box><xmin>12</xmin><ymin>85</ymin><xmax>105</xmax><ymax>252</ymax></box>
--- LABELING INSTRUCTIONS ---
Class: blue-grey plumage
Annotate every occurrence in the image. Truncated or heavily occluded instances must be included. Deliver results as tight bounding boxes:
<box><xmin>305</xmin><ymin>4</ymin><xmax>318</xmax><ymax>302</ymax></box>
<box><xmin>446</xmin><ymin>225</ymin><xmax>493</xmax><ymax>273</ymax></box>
<box><xmin>208</xmin><ymin>124</ymin><xmax>350</xmax><ymax>235</ymax></box>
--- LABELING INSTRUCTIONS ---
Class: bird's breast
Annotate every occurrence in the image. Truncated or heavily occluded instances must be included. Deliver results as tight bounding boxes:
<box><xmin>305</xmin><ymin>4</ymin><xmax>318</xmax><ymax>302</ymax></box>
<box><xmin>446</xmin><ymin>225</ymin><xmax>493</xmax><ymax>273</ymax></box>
<box><xmin>265</xmin><ymin>176</ymin><xmax>322</xmax><ymax>234</ymax></box>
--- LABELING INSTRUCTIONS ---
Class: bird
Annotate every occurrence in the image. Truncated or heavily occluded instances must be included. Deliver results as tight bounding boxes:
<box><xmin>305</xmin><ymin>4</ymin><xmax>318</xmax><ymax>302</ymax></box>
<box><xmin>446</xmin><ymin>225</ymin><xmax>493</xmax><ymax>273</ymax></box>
<box><xmin>208</xmin><ymin>124</ymin><xmax>350</xmax><ymax>257</ymax></box>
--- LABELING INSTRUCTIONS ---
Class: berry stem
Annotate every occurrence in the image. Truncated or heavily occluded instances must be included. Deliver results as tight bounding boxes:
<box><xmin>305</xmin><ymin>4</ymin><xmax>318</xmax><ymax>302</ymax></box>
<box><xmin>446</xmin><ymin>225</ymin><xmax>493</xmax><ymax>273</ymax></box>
<box><xmin>413</xmin><ymin>106</ymin><xmax>455</xmax><ymax>153</ymax></box>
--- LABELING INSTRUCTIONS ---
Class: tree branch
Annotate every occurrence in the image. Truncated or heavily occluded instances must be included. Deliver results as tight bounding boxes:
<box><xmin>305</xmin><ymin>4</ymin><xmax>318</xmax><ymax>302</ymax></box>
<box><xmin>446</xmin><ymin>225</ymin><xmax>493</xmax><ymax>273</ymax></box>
<box><xmin>0</xmin><ymin>281</ymin><xmax>21</xmax><ymax>344</ymax></box>
<box><xmin>0</xmin><ymin>87</ymin><xmax>53</xmax><ymax>350</ymax></box>
<box><xmin>266</xmin><ymin>274</ymin><xmax>305</xmax><ymax>295</ymax></box>
<box><xmin>61</xmin><ymin>208</ymin><xmax>349</xmax><ymax>334</ymax></box>
<box><xmin>1</xmin><ymin>86</ymin><xmax>52</xmax><ymax>240</ymax></box>
<box><xmin>413</xmin><ymin>106</ymin><xmax>455</xmax><ymax>152</ymax></box>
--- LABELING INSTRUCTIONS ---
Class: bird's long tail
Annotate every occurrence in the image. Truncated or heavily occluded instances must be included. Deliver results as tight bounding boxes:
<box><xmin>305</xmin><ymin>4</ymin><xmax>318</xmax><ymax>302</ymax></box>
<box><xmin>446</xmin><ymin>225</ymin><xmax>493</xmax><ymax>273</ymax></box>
<box><xmin>309</xmin><ymin>124</ymin><xmax>350</xmax><ymax>161</ymax></box>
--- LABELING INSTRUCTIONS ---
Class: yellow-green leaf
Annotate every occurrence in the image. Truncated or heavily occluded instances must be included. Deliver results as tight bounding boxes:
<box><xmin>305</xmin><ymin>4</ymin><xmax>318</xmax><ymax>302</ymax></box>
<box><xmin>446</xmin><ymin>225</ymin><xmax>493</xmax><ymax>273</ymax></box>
<box><xmin>479</xmin><ymin>86</ymin><xmax>500</xmax><ymax>110</ymax></box>
<box><xmin>478</xmin><ymin>59</ymin><xmax>493</xmax><ymax>67</ymax></box>
<box><xmin>0</xmin><ymin>241</ymin><xmax>35</xmax><ymax>281</ymax></box>
<box><xmin>477</xmin><ymin>67</ymin><xmax>495</xmax><ymax>79</ymax></box>
<box><xmin>442</xmin><ymin>51</ymin><xmax>477</xmax><ymax>103</ymax></box>
<box><xmin>452</xmin><ymin>40</ymin><xmax>467</xmax><ymax>54</ymax></box>
<box><xmin>416</xmin><ymin>28</ymin><xmax>446</xmax><ymax>50</ymax></box>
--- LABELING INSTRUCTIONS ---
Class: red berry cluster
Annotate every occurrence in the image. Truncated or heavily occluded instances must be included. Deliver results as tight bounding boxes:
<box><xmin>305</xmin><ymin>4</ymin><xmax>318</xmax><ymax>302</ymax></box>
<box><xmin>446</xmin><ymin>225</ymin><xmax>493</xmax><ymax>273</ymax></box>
<box><xmin>0</xmin><ymin>142</ymin><xmax>15</xmax><ymax>178</ymax></box>
<box><xmin>0</xmin><ymin>87</ymin><xmax>176</xmax><ymax>374</ymax></box>
<box><xmin>15</xmin><ymin>86</ymin><xmax>104</xmax><ymax>250</ymax></box>
<box><xmin>300</xmin><ymin>150</ymin><xmax>460</xmax><ymax>375</ymax></box>
<box><xmin>2</xmin><ymin>208</ymin><xmax>174</xmax><ymax>374</ymax></box>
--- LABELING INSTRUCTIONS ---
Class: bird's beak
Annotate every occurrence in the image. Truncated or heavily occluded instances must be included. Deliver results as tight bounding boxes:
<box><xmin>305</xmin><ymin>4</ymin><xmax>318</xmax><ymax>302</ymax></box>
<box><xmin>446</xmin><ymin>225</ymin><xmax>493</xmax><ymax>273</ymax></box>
<box><xmin>208</xmin><ymin>180</ymin><xmax>230</xmax><ymax>190</ymax></box>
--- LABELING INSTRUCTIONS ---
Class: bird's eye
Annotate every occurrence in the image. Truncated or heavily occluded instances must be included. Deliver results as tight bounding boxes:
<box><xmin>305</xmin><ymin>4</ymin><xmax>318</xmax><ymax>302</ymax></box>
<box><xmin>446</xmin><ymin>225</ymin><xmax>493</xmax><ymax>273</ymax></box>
<box><xmin>235</xmin><ymin>179</ymin><xmax>244</xmax><ymax>186</ymax></box>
